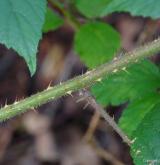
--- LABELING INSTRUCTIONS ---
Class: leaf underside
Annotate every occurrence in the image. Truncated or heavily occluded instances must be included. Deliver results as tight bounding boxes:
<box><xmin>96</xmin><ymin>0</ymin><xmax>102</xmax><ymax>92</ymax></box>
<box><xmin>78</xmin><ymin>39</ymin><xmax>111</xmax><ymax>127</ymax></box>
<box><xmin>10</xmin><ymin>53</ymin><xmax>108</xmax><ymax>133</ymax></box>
<box><xmin>101</xmin><ymin>0</ymin><xmax>160</xmax><ymax>19</ymax></box>
<box><xmin>0</xmin><ymin>0</ymin><xmax>46</xmax><ymax>75</ymax></box>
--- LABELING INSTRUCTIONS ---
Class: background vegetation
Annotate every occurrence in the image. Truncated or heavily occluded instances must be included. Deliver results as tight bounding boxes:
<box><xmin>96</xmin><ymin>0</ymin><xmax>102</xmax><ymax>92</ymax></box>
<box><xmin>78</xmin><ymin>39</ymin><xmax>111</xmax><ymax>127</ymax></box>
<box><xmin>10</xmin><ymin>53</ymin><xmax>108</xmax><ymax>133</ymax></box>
<box><xmin>0</xmin><ymin>0</ymin><xmax>160</xmax><ymax>164</ymax></box>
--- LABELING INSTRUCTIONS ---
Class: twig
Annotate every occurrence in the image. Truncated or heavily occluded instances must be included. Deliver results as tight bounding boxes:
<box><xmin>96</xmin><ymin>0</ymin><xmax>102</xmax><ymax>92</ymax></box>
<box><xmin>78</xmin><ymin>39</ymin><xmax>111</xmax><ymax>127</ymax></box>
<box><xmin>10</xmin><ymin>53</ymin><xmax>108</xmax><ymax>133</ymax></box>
<box><xmin>0</xmin><ymin>38</ymin><xmax>160</xmax><ymax>121</ymax></box>
<box><xmin>77</xmin><ymin>89</ymin><xmax>131</xmax><ymax>146</ymax></box>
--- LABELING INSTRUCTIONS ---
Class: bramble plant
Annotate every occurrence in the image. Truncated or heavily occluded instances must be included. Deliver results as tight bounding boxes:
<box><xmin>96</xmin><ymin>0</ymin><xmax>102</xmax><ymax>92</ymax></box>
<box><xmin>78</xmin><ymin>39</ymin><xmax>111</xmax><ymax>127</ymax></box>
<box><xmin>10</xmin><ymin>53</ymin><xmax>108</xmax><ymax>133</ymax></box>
<box><xmin>0</xmin><ymin>0</ymin><xmax>160</xmax><ymax>164</ymax></box>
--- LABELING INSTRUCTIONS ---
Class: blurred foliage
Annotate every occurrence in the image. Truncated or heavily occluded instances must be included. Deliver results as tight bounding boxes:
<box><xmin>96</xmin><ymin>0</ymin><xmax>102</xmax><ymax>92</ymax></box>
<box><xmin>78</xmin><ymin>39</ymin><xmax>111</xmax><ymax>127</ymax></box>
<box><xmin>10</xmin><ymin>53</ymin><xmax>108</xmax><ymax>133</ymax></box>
<box><xmin>74</xmin><ymin>0</ymin><xmax>111</xmax><ymax>18</ymax></box>
<box><xmin>74</xmin><ymin>22</ymin><xmax>120</xmax><ymax>68</ymax></box>
<box><xmin>43</xmin><ymin>7</ymin><xmax>64</xmax><ymax>32</ymax></box>
<box><xmin>0</xmin><ymin>0</ymin><xmax>160</xmax><ymax>164</ymax></box>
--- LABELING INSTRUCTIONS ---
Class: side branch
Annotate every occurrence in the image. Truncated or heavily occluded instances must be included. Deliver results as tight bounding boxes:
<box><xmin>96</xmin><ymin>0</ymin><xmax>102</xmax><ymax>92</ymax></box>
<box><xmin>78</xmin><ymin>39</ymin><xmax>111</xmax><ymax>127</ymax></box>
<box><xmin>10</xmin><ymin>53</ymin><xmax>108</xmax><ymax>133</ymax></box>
<box><xmin>0</xmin><ymin>38</ymin><xmax>160</xmax><ymax>121</ymax></box>
<box><xmin>77</xmin><ymin>89</ymin><xmax>131</xmax><ymax>146</ymax></box>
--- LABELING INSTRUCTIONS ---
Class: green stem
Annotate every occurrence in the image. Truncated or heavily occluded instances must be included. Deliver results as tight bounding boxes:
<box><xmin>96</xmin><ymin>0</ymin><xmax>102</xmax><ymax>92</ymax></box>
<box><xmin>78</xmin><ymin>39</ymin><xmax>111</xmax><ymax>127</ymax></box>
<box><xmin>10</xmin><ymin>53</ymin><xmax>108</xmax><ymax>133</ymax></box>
<box><xmin>0</xmin><ymin>38</ymin><xmax>160</xmax><ymax>121</ymax></box>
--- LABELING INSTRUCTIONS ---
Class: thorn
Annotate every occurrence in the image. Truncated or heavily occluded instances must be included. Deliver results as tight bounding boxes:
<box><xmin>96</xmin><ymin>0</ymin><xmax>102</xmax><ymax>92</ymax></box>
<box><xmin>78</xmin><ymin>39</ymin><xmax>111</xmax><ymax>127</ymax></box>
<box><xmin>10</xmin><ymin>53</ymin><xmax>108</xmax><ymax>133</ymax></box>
<box><xmin>14</xmin><ymin>101</ymin><xmax>18</xmax><ymax>105</ymax></box>
<box><xmin>122</xmin><ymin>67</ymin><xmax>130</xmax><ymax>74</ymax></box>
<box><xmin>47</xmin><ymin>86</ymin><xmax>52</xmax><ymax>90</ymax></box>
<box><xmin>86</xmin><ymin>70</ymin><xmax>91</xmax><ymax>75</ymax></box>
<box><xmin>66</xmin><ymin>90</ymin><xmax>73</xmax><ymax>97</ymax></box>
<box><xmin>122</xmin><ymin>67</ymin><xmax>126</xmax><ymax>71</ymax></box>
<box><xmin>113</xmin><ymin>69</ymin><xmax>118</xmax><ymax>73</ymax></box>
<box><xmin>95</xmin><ymin>78</ymin><xmax>104</xmax><ymax>86</ymax></box>
<box><xmin>13</xmin><ymin>97</ymin><xmax>19</xmax><ymax>105</ymax></box>
<box><xmin>31</xmin><ymin>107</ymin><xmax>36</xmax><ymax>110</ymax></box>
<box><xmin>83</xmin><ymin>101</ymin><xmax>90</xmax><ymax>110</ymax></box>
<box><xmin>47</xmin><ymin>81</ymin><xmax>53</xmax><ymax>90</ymax></box>
<box><xmin>135</xmin><ymin>150</ymin><xmax>141</xmax><ymax>155</ymax></box>
<box><xmin>32</xmin><ymin>108</ymin><xmax>38</xmax><ymax>113</ymax></box>
<box><xmin>5</xmin><ymin>99</ymin><xmax>8</xmax><ymax>106</ymax></box>
<box><xmin>131</xmin><ymin>137</ymin><xmax>137</xmax><ymax>144</ymax></box>
<box><xmin>113</xmin><ymin>57</ymin><xmax>118</xmax><ymax>61</ymax></box>
<box><xmin>96</xmin><ymin>78</ymin><xmax>102</xmax><ymax>82</ymax></box>
<box><xmin>4</xmin><ymin>104</ymin><xmax>8</xmax><ymax>108</ymax></box>
<box><xmin>76</xmin><ymin>97</ymin><xmax>84</xmax><ymax>103</ymax></box>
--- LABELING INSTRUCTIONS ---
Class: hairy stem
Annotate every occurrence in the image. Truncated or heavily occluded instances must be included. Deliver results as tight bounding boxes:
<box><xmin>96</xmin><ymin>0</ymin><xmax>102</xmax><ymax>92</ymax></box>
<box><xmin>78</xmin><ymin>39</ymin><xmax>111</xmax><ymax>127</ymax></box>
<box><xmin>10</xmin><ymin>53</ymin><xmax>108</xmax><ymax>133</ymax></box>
<box><xmin>78</xmin><ymin>89</ymin><xmax>131</xmax><ymax>146</ymax></box>
<box><xmin>0</xmin><ymin>38</ymin><xmax>160</xmax><ymax>121</ymax></box>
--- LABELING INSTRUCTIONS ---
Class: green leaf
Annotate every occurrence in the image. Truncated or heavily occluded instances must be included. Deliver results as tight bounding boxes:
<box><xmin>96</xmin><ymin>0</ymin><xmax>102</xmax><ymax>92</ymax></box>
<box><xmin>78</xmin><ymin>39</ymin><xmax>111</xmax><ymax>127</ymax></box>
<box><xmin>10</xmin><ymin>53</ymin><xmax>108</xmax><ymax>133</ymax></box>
<box><xmin>74</xmin><ymin>22</ymin><xmax>120</xmax><ymax>68</ymax></box>
<box><xmin>0</xmin><ymin>0</ymin><xmax>46</xmax><ymax>75</ymax></box>
<box><xmin>43</xmin><ymin>7</ymin><xmax>63</xmax><ymax>32</ymax></box>
<box><xmin>130</xmin><ymin>104</ymin><xmax>160</xmax><ymax>165</ymax></box>
<box><xmin>74</xmin><ymin>0</ymin><xmax>112</xmax><ymax>18</ymax></box>
<box><xmin>119</xmin><ymin>93</ymin><xmax>160</xmax><ymax>137</ymax></box>
<box><xmin>101</xmin><ymin>0</ymin><xmax>160</xmax><ymax>19</ymax></box>
<box><xmin>91</xmin><ymin>60</ymin><xmax>160</xmax><ymax>106</ymax></box>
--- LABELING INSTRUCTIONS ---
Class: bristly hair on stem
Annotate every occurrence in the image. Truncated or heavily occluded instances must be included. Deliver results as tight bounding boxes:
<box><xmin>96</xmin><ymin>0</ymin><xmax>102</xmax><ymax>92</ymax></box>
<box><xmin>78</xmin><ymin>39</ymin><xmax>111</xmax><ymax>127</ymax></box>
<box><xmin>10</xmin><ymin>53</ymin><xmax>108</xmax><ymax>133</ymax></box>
<box><xmin>77</xmin><ymin>89</ymin><xmax>131</xmax><ymax>146</ymax></box>
<box><xmin>0</xmin><ymin>37</ymin><xmax>160</xmax><ymax>123</ymax></box>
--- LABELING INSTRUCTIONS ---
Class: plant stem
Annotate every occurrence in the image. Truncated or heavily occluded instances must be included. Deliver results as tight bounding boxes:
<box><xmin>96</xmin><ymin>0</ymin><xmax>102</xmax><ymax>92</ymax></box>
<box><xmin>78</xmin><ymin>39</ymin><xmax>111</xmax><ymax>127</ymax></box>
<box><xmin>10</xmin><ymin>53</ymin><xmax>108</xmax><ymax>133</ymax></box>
<box><xmin>0</xmin><ymin>38</ymin><xmax>160</xmax><ymax>121</ymax></box>
<box><xmin>78</xmin><ymin>89</ymin><xmax>131</xmax><ymax>146</ymax></box>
